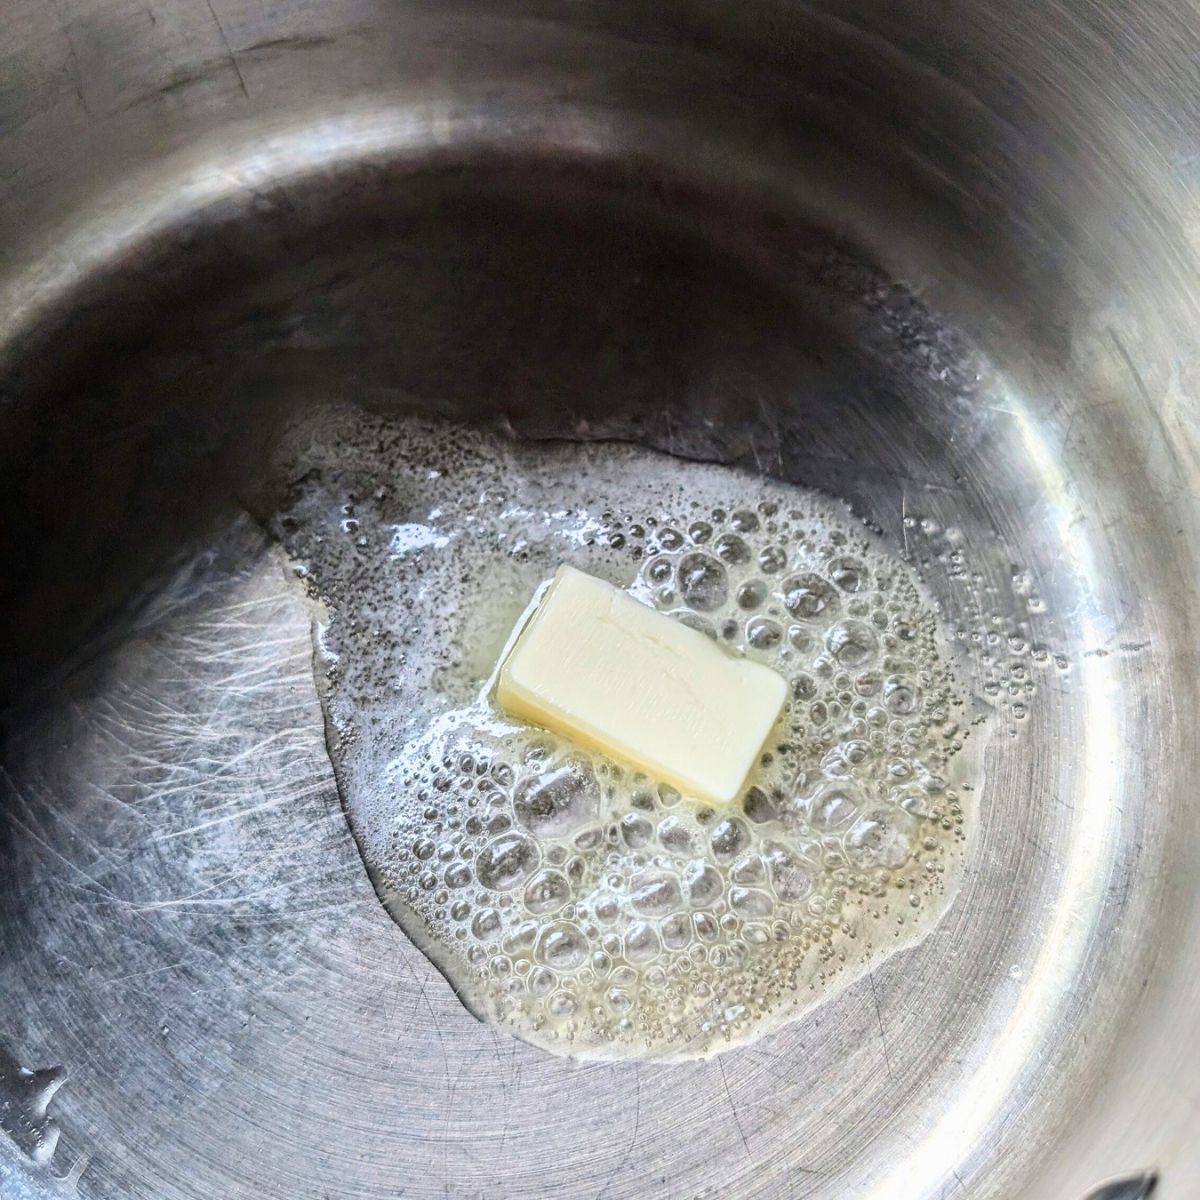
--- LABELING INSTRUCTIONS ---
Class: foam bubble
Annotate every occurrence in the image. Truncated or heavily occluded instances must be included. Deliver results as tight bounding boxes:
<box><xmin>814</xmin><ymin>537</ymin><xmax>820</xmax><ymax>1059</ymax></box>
<box><xmin>267</xmin><ymin>409</ymin><xmax>985</xmax><ymax>1061</ymax></box>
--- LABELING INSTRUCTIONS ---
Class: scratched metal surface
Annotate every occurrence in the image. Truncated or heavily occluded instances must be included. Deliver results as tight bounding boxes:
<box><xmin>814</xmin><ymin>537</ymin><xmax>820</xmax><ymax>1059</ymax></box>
<box><xmin>0</xmin><ymin>0</ymin><xmax>1198</xmax><ymax>1198</ymax></box>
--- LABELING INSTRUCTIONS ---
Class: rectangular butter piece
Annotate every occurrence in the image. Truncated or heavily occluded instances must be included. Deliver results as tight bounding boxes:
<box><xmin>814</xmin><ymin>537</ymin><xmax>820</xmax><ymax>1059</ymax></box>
<box><xmin>496</xmin><ymin>565</ymin><xmax>787</xmax><ymax>806</ymax></box>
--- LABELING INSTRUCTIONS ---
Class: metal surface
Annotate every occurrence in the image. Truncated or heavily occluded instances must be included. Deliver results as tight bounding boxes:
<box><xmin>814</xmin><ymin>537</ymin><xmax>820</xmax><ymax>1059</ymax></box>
<box><xmin>1</xmin><ymin>1</ymin><xmax>1198</xmax><ymax>1198</ymax></box>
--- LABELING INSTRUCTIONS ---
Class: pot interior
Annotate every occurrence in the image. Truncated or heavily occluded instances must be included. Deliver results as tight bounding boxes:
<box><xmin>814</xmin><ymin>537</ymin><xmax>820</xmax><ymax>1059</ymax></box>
<box><xmin>0</xmin><ymin>10</ymin><xmax>1197</xmax><ymax>1198</ymax></box>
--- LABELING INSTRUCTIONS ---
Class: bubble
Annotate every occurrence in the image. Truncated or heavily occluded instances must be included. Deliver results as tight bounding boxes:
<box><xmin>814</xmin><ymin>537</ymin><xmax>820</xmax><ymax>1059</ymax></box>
<box><xmin>805</xmin><ymin>782</ymin><xmax>862</xmax><ymax>832</ymax></box>
<box><xmin>730</xmin><ymin>509</ymin><xmax>759</xmax><ymax>533</ymax></box>
<box><xmin>657</xmin><ymin>816</ymin><xmax>695</xmax><ymax>853</ymax></box>
<box><xmin>710</xmin><ymin>816</ymin><xmax>750</xmax><ymax>860</ymax></box>
<box><xmin>824</xmin><ymin>619</ymin><xmax>879</xmax><ymax>669</ymax></box>
<box><xmin>646</xmin><ymin>557</ymin><xmax>673</xmax><ymax>585</ymax></box>
<box><xmin>743</xmin><ymin>787</ymin><xmax>778</xmax><ymax>824</ymax></box>
<box><xmin>677</xmin><ymin>552</ymin><xmax>729</xmax><ymax>612</ymax></box>
<box><xmin>898</xmin><ymin>786</ymin><xmax>937</xmax><ymax>818</ymax></box>
<box><xmin>608</xmin><ymin>988</ymin><xmax>632</xmax><ymax>1013</ymax></box>
<box><xmin>630</xmin><ymin>872</ymin><xmax>684</xmax><ymax>916</ymax></box>
<box><xmin>855</xmin><ymin>670</ymin><xmax>882</xmax><ymax>696</ymax></box>
<box><xmin>747</xmin><ymin>617</ymin><xmax>783</xmax><ymax>651</ymax></box>
<box><xmin>477</xmin><ymin>834</ymin><xmax>539</xmax><ymax>891</ymax></box>
<box><xmin>662</xmin><ymin>912</ymin><xmax>692</xmax><ymax>949</ymax></box>
<box><xmin>764</xmin><ymin>844</ymin><xmax>815</xmax><ymax>902</ymax></box>
<box><xmin>731</xmin><ymin>888</ymin><xmax>774</xmax><ymax>918</ymax></box>
<box><xmin>514</xmin><ymin>759</ymin><xmax>601</xmax><ymax>836</ymax></box>
<box><xmin>713</xmin><ymin>533</ymin><xmax>751</xmax><ymax>565</ymax></box>
<box><xmin>549</xmin><ymin>993</ymin><xmax>576</xmax><ymax>1017</ymax></box>
<box><xmin>845</xmin><ymin>811</ymin><xmax>916</xmax><ymax>870</ymax></box>
<box><xmin>472</xmin><ymin>907</ymin><xmax>501</xmax><ymax>938</ymax></box>
<box><xmin>537</xmin><ymin>924</ymin><xmax>587</xmax><ymax>969</ymax></box>
<box><xmin>499</xmin><ymin>921</ymin><xmax>536</xmax><ymax>957</ymax></box>
<box><xmin>782</xmin><ymin>574</ymin><xmax>840</xmax><ymax>620</ymax></box>
<box><xmin>758</xmin><ymin>545</ymin><xmax>787</xmax><ymax>574</ymax></box>
<box><xmin>522</xmin><ymin>738</ymin><xmax>554</xmax><ymax>767</ymax></box>
<box><xmin>573</xmin><ymin>827</ymin><xmax>602</xmax><ymax>851</ymax></box>
<box><xmin>724</xmin><ymin>857</ymin><xmax>762</xmax><ymax>893</ymax></box>
<box><xmin>737</xmin><ymin>579</ymin><xmax>767</xmax><ymax>610</ymax></box>
<box><xmin>445</xmin><ymin>862</ymin><xmax>472</xmax><ymax>888</ymax></box>
<box><xmin>829</xmin><ymin>557</ymin><xmax>869</xmax><ymax>592</ymax></box>
<box><xmin>688</xmin><ymin>520</ymin><xmax>713</xmax><ymax>543</ymax></box>
<box><xmin>620</xmin><ymin>813</ymin><xmax>654</xmax><ymax>848</ymax></box>
<box><xmin>684</xmin><ymin>861</ymin><xmax>724</xmax><ymax>906</ymax></box>
<box><xmin>788</xmin><ymin>625</ymin><xmax>812</xmax><ymax>652</ymax></box>
<box><xmin>524</xmin><ymin>869</ymin><xmax>571</xmax><ymax>914</ymax></box>
<box><xmin>625</xmin><ymin>922</ymin><xmax>661</xmax><ymax>962</ymax></box>
<box><xmin>826</xmin><ymin>740</ymin><xmax>870</xmax><ymax>771</ymax></box>
<box><xmin>883</xmin><ymin>676</ymin><xmax>922</xmax><ymax>715</ymax></box>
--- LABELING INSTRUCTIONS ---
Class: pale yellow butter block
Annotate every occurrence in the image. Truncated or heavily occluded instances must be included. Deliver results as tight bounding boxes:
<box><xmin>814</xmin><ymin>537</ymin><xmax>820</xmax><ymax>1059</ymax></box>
<box><xmin>496</xmin><ymin>565</ymin><xmax>787</xmax><ymax>806</ymax></box>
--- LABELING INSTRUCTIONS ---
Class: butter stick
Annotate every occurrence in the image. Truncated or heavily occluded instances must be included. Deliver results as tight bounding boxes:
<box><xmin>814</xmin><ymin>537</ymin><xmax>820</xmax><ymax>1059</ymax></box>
<box><xmin>496</xmin><ymin>566</ymin><xmax>787</xmax><ymax>806</ymax></box>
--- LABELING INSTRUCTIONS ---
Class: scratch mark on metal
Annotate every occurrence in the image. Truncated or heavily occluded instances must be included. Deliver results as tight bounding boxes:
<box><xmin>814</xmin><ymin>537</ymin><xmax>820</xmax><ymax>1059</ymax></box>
<box><xmin>203</xmin><ymin>0</ymin><xmax>250</xmax><ymax>98</ymax></box>
<box><xmin>1108</xmin><ymin>329</ymin><xmax>1154</xmax><ymax>407</ymax></box>
<box><xmin>718</xmin><ymin>1056</ymin><xmax>753</xmax><ymax>1162</ymax></box>
<box><xmin>488</xmin><ymin>1028</ymin><xmax>513</xmax><ymax>1153</ymax></box>
<box><xmin>867</xmin><ymin>967</ymin><xmax>893</xmax><ymax>1078</ymax></box>
<box><xmin>594</xmin><ymin>1065</ymin><xmax>642</xmax><ymax>1199</ymax></box>
<box><xmin>50</xmin><ymin>1150</ymin><xmax>92</xmax><ymax>1191</ymax></box>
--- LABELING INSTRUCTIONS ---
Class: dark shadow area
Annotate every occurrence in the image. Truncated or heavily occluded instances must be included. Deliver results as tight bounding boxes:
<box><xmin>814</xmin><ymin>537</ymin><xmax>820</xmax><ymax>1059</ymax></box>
<box><xmin>0</xmin><ymin>154</ymin><xmax>982</xmax><ymax>706</ymax></box>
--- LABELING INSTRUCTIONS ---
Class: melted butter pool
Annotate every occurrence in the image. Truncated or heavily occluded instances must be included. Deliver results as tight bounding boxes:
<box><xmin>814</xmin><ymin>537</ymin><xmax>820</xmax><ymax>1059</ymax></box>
<box><xmin>267</xmin><ymin>408</ymin><xmax>985</xmax><ymax>1060</ymax></box>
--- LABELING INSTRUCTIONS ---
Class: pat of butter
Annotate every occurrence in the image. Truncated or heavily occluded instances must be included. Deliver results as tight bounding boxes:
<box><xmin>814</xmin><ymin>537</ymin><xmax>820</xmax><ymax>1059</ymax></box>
<box><xmin>496</xmin><ymin>565</ymin><xmax>787</xmax><ymax>806</ymax></box>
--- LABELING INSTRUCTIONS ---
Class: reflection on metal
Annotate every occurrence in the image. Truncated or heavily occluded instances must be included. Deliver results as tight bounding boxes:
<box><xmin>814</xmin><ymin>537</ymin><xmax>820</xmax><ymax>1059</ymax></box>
<box><xmin>0</xmin><ymin>0</ymin><xmax>1198</xmax><ymax>1197</ymax></box>
<box><xmin>0</xmin><ymin>1044</ymin><xmax>64</xmax><ymax>1166</ymax></box>
<box><xmin>1084</xmin><ymin>1173</ymin><xmax>1159</xmax><ymax>1200</ymax></box>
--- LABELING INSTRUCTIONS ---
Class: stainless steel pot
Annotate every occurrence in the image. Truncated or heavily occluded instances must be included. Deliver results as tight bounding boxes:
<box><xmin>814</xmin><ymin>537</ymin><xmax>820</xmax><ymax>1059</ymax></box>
<box><xmin>1</xmin><ymin>1</ymin><xmax>1197</xmax><ymax>1197</ymax></box>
